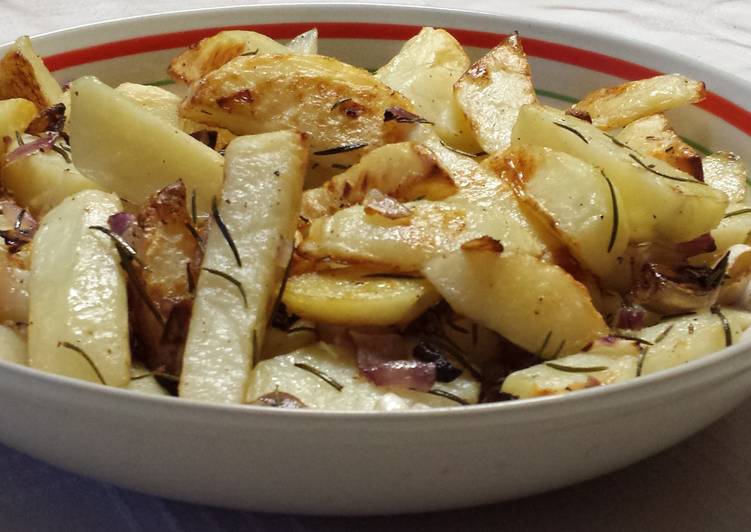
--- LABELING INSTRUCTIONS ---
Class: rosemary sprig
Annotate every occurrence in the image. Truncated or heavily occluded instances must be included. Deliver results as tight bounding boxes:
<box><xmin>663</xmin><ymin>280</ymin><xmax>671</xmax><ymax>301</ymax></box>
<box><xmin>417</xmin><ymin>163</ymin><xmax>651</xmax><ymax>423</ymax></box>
<box><xmin>606</xmin><ymin>133</ymin><xmax>631</xmax><ymax>150</ymax></box>
<box><xmin>294</xmin><ymin>362</ymin><xmax>343</xmax><ymax>391</ymax></box>
<box><xmin>14</xmin><ymin>131</ymin><xmax>24</xmax><ymax>146</ymax></box>
<box><xmin>653</xmin><ymin>324</ymin><xmax>674</xmax><ymax>345</ymax></box>
<box><xmin>330</xmin><ymin>97</ymin><xmax>352</xmax><ymax>110</ymax></box>
<box><xmin>240</xmin><ymin>48</ymin><xmax>259</xmax><ymax>56</ymax></box>
<box><xmin>50</xmin><ymin>143</ymin><xmax>72</xmax><ymax>163</ymax></box>
<box><xmin>538</xmin><ymin>330</ymin><xmax>552</xmax><ymax>356</ymax></box>
<box><xmin>88</xmin><ymin>225</ymin><xmax>145</xmax><ymax>267</ymax></box>
<box><xmin>90</xmin><ymin>225</ymin><xmax>165</xmax><ymax>326</ymax></box>
<box><xmin>191</xmin><ymin>189</ymin><xmax>198</xmax><ymax>226</ymax></box>
<box><xmin>313</xmin><ymin>143</ymin><xmax>368</xmax><ymax>156</ymax></box>
<box><xmin>724</xmin><ymin>208</ymin><xmax>751</xmax><ymax>219</ymax></box>
<box><xmin>609</xmin><ymin>333</ymin><xmax>653</xmax><ymax>346</ymax></box>
<box><xmin>439</xmin><ymin>140</ymin><xmax>484</xmax><ymax>158</ymax></box>
<box><xmin>545</xmin><ymin>362</ymin><xmax>608</xmax><ymax>373</ymax></box>
<box><xmin>554</xmin><ymin>122</ymin><xmax>588</xmax><ymax>143</ymax></box>
<box><xmin>552</xmin><ymin>340</ymin><xmax>566</xmax><ymax>357</ymax></box>
<box><xmin>269</xmin><ymin>255</ymin><xmax>294</xmax><ymax>333</ymax></box>
<box><xmin>711</xmin><ymin>306</ymin><xmax>732</xmax><ymax>347</ymax></box>
<box><xmin>628</xmin><ymin>153</ymin><xmax>701</xmax><ymax>184</ymax></box>
<box><xmin>202</xmin><ymin>268</ymin><xmax>247</xmax><ymax>308</ymax></box>
<box><xmin>427</xmin><ymin>388</ymin><xmax>468</xmax><ymax>405</ymax></box>
<box><xmin>130</xmin><ymin>370</ymin><xmax>179</xmax><ymax>382</ymax></box>
<box><xmin>211</xmin><ymin>196</ymin><xmax>241</xmax><ymax>268</ymax></box>
<box><xmin>186</xmin><ymin>262</ymin><xmax>196</xmax><ymax>294</ymax></box>
<box><xmin>183</xmin><ymin>222</ymin><xmax>205</xmax><ymax>252</ymax></box>
<box><xmin>636</xmin><ymin>346</ymin><xmax>648</xmax><ymax>377</ymax></box>
<box><xmin>601</xmin><ymin>171</ymin><xmax>619</xmax><ymax>253</ymax></box>
<box><xmin>58</xmin><ymin>341</ymin><xmax>106</xmax><ymax>384</ymax></box>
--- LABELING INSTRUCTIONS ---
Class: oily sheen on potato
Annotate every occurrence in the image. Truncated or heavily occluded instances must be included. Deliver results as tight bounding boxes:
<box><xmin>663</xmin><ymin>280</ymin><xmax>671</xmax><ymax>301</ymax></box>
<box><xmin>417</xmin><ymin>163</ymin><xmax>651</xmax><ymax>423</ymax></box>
<box><xmin>28</xmin><ymin>190</ymin><xmax>131</xmax><ymax>386</ymax></box>
<box><xmin>180</xmin><ymin>131</ymin><xmax>307</xmax><ymax>404</ymax></box>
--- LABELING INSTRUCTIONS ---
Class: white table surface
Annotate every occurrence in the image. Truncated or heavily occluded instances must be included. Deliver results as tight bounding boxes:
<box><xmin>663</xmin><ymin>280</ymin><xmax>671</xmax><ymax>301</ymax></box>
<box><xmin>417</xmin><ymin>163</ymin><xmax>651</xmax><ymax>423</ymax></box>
<box><xmin>3</xmin><ymin>1</ymin><xmax>751</xmax><ymax>530</ymax></box>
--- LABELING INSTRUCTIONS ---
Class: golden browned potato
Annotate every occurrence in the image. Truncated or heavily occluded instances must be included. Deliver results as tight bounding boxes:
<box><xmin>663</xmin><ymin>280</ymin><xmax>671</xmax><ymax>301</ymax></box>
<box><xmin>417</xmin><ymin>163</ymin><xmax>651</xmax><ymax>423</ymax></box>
<box><xmin>0</xmin><ymin>36</ymin><xmax>63</xmax><ymax>110</ymax></box>
<box><xmin>376</xmin><ymin>27</ymin><xmax>480</xmax><ymax>153</ymax></box>
<box><xmin>300</xmin><ymin>141</ymin><xmax>456</xmax><ymax>221</ymax></box>
<box><xmin>485</xmin><ymin>144</ymin><xmax>630</xmax><ymax>278</ymax></box>
<box><xmin>567</xmin><ymin>74</ymin><xmax>705</xmax><ymax>130</ymax></box>
<box><xmin>168</xmin><ymin>30</ymin><xmax>290</xmax><ymax>84</ymax></box>
<box><xmin>423</xmin><ymin>249</ymin><xmax>607</xmax><ymax>357</ymax></box>
<box><xmin>513</xmin><ymin>104</ymin><xmax>728</xmax><ymax>242</ymax></box>
<box><xmin>616</xmin><ymin>113</ymin><xmax>703</xmax><ymax>179</ymax></box>
<box><xmin>0</xmin><ymin>98</ymin><xmax>37</xmax><ymax>142</ymax></box>
<box><xmin>282</xmin><ymin>269</ymin><xmax>441</xmax><ymax>326</ymax></box>
<box><xmin>454</xmin><ymin>33</ymin><xmax>537</xmax><ymax>154</ymax></box>
<box><xmin>180</xmin><ymin>54</ymin><xmax>418</xmax><ymax>186</ymax></box>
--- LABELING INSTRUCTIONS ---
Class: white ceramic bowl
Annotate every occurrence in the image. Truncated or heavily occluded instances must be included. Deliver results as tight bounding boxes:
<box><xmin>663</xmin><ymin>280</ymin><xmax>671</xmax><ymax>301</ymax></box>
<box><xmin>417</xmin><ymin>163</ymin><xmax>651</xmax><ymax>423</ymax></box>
<box><xmin>2</xmin><ymin>3</ymin><xmax>751</xmax><ymax>516</ymax></box>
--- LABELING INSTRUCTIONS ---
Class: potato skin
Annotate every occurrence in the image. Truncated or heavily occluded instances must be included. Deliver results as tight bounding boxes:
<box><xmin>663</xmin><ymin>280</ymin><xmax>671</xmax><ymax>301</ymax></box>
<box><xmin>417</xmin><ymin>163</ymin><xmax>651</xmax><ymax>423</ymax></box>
<box><xmin>180</xmin><ymin>54</ymin><xmax>418</xmax><ymax>186</ymax></box>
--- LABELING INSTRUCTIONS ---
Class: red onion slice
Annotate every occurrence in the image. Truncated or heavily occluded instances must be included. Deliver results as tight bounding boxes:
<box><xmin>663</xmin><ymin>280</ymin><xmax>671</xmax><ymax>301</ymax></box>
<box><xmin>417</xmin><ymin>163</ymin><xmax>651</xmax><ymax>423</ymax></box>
<box><xmin>4</xmin><ymin>132</ymin><xmax>59</xmax><ymax>165</ymax></box>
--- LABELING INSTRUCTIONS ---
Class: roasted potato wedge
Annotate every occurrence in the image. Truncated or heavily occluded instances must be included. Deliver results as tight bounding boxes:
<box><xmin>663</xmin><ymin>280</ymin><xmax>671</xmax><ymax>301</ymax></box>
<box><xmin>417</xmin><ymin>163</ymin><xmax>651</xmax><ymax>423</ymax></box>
<box><xmin>423</xmin><ymin>250</ymin><xmax>608</xmax><ymax>357</ymax></box>
<box><xmin>169</xmin><ymin>30</ymin><xmax>291</xmax><ymax>84</ymax></box>
<box><xmin>485</xmin><ymin>144</ymin><xmax>630</xmax><ymax>277</ymax></box>
<box><xmin>180</xmin><ymin>131</ymin><xmax>307</xmax><ymax>404</ymax></box>
<box><xmin>282</xmin><ymin>270</ymin><xmax>441</xmax><ymax>326</ymax></box>
<box><xmin>180</xmin><ymin>54</ymin><xmax>417</xmax><ymax>187</ymax></box>
<box><xmin>639</xmin><ymin>308</ymin><xmax>751</xmax><ymax>374</ymax></box>
<box><xmin>69</xmin><ymin>76</ymin><xmax>224</xmax><ymax>211</ymax></box>
<box><xmin>0</xmin><ymin>98</ymin><xmax>37</xmax><ymax>142</ymax></box>
<box><xmin>691</xmin><ymin>207</ymin><xmax>751</xmax><ymax>266</ymax></box>
<box><xmin>454</xmin><ymin>33</ymin><xmax>537</xmax><ymax>154</ymax></box>
<box><xmin>286</xmin><ymin>29</ymin><xmax>318</xmax><ymax>55</ymax></box>
<box><xmin>568</xmin><ymin>74</ymin><xmax>705</xmax><ymax>130</ymax></box>
<box><xmin>246</xmin><ymin>342</ymin><xmax>480</xmax><ymax>409</ymax></box>
<box><xmin>28</xmin><ymin>190</ymin><xmax>131</xmax><ymax>386</ymax></box>
<box><xmin>2</xmin><ymin>133</ymin><xmax>99</xmax><ymax>216</ymax></box>
<box><xmin>616</xmin><ymin>113</ymin><xmax>703</xmax><ymax>179</ymax></box>
<box><xmin>0</xmin><ymin>325</ymin><xmax>26</xmax><ymax>365</ymax></box>
<box><xmin>513</xmin><ymin>104</ymin><xmax>728</xmax><ymax>242</ymax></box>
<box><xmin>115</xmin><ymin>82</ymin><xmax>236</xmax><ymax>150</ymax></box>
<box><xmin>376</xmin><ymin>27</ymin><xmax>480</xmax><ymax>153</ymax></box>
<box><xmin>300</xmin><ymin>141</ymin><xmax>456</xmax><ymax>220</ymax></box>
<box><xmin>0</xmin><ymin>36</ymin><xmax>63</xmax><ymax>110</ymax></box>
<box><xmin>703</xmin><ymin>151</ymin><xmax>747</xmax><ymax>204</ymax></box>
<box><xmin>501</xmin><ymin>352</ymin><xmax>638</xmax><ymax>399</ymax></box>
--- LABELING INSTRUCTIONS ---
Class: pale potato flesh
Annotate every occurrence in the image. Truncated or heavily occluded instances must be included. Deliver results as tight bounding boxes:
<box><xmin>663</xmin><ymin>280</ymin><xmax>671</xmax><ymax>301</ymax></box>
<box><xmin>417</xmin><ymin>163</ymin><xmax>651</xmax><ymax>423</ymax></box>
<box><xmin>0</xmin><ymin>324</ymin><xmax>27</xmax><ymax>365</ymax></box>
<box><xmin>568</xmin><ymin>74</ymin><xmax>705</xmax><ymax>130</ymax></box>
<box><xmin>454</xmin><ymin>33</ymin><xmax>537</xmax><ymax>154</ymax></box>
<box><xmin>703</xmin><ymin>151</ymin><xmax>747</xmax><ymax>204</ymax></box>
<box><xmin>300</xmin><ymin>141</ymin><xmax>456</xmax><ymax>221</ymax></box>
<box><xmin>423</xmin><ymin>250</ymin><xmax>608</xmax><ymax>357</ymax></box>
<box><xmin>260</xmin><ymin>323</ymin><xmax>318</xmax><ymax>360</ymax></box>
<box><xmin>69</xmin><ymin>77</ymin><xmax>224</xmax><ymax>211</ymax></box>
<box><xmin>2</xmin><ymin>133</ymin><xmax>99</xmax><ymax>216</ymax></box>
<box><xmin>501</xmin><ymin>352</ymin><xmax>638</xmax><ymax>399</ymax></box>
<box><xmin>485</xmin><ymin>144</ymin><xmax>630</xmax><ymax>277</ymax></box>
<box><xmin>246</xmin><ymin>342</ymin><xmax>480</xmax><ymax>409</ymax></box>
<box><xmin>512</xmin><ymin>104</ymin><xmax>728</xmax><ymax>242</ymax></box>
<box><xmin>691</xmin><ymin>207</ymin><xmax>751</xmax><ymax>266</ymax></box>
<box><xmin>0</xmin><ymin>36</ymin><xmax>63</xmax><ymax>110</ymax></box>
<box><xmin>115</xmin><ymin>82</ymin><xmax>236</xmax><ymax>150</ymax></box>
<box><xmin>180</xmin><ymin>54</ymin><xmax>417</xmax><ymax>187</ymax></box>
<box><xmin>28</xmin><ymin>190</ymin><xmax>131</xmax><ymax>386</ymax></box>
<box><xmin>376</xmin><ymin>27</ymin><xmax>480</xmax><ymax>153</ymax></box>
<box><xmin>283</xmin><ymin>270</ymin><xmax>441</xmax><ymax>326</ymax></box>
<box><xmin>180</xmin><ymin>131</ymin><xmax>307</xmax><ymax>404</ymax></box>
<box><xmin>639</xmin><ymin>308</ymin><xmax>751</xmax><ymax>375</ymax></box>
<box><xmin>616</xmin><ymin>113</ymin><xmax>703</xmax><ymax>179</ymax></box>
<box><xmin>169</xmin><ymin>30</ymin><xmax>291</xmax><ymax>84</ymax></box>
